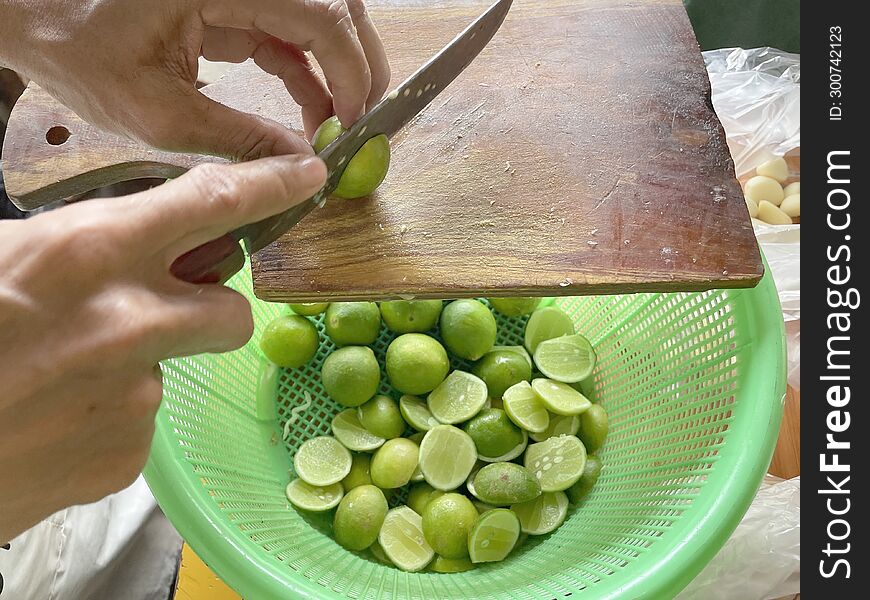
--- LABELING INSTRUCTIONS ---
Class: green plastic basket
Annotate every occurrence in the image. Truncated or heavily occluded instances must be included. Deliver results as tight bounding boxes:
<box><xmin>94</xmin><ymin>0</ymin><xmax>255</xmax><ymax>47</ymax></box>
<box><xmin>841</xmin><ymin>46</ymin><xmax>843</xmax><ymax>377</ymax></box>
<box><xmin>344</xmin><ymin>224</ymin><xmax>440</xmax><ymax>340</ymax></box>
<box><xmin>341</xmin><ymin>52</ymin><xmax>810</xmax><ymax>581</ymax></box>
<box><xmin>144</xmin><ymin>261</ymin><xmax>785</xmax><ymax>600</ymax></box>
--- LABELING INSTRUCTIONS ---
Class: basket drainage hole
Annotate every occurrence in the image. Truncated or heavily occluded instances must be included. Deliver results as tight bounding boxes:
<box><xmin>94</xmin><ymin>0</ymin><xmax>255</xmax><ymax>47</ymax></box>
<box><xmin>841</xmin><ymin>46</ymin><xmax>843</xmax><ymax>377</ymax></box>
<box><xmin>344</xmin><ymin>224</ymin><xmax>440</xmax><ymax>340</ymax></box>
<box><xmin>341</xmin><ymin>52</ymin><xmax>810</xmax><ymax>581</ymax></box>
<box><xmin>46</xmin><ymin>126</ymin><xmax>71</xmax><ymax>145</ymax></box>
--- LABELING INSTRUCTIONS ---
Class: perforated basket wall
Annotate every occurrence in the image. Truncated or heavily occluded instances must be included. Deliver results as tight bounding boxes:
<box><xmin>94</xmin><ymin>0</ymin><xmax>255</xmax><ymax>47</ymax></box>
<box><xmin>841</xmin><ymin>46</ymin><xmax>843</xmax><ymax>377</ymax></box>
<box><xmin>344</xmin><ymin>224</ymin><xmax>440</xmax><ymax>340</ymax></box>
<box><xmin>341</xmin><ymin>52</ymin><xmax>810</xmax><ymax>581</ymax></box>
<box><xmin>144</xmin><ymin>264</ymin><xmax>785</xmax><ymax>600</ymax></box>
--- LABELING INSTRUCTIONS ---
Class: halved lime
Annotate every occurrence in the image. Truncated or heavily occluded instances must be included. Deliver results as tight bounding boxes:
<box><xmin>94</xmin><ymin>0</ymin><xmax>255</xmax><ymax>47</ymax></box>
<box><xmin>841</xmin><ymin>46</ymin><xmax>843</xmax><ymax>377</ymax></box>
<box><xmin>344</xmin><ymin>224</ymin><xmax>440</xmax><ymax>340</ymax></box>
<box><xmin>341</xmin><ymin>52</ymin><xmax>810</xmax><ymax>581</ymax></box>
<box><xmin>289</xmin><ymin>302</ymin><xmax>329</xmax><ymax>316</ymax></box>
<box><xmin>369</xmin><ymin>540</ymin><xmax>393</xmax><ymax>565</ymax></box>
<box><xmin>478</xmin><ymin>430</ymin><xmax>528</xmax><ymax>463</ymax></box>
<box><xmin>566</xmin><ymin>454</ymin><xmax>602</xmax><ymax>504</ymax></box>
<box><xmin>378</xmin><ymin>506</ymin><xmax>434</xmax><ymax>572</ymax></box>
<box><xmin>463</xmin><ymin>408</ymin><xmax>525</xmax><ymax>460</ymax></box>
<box><xmin>487</xmin><ymin>297</ymin><xmax>541</xmax><ymax>317</ymax></box>
<box><xmin>492</xmin><ymin>345</ymin><xmax>533</xmax><ymax>368</ymax></box>
<box><xmin>294</xmin><ymin>436</ymin><xmax>352</xmax><ymax>486</ymax></box>
<box><xmin>511</xmin><ymin>491</ymin><xmax>569</xmax><ymax>535</ymax></box>
<box><xmin>333</xmin><ymin>485</ymin><xmax>388</xmax><ymax>551</ymax></box>
<box><xmin>472</xmin><ymin>463</ymin><xmax>541</xmax><ymax>506</ymax></box>
<box><xmin>408</xmin><ymin>431</ymin><xmax>425</xmax><ymax>445</ymax></box>
<box><xmin>533</xmin><ymin>333</ymin><xmax>596</xmax><ymax>383</ymax></box>
<box><xmin>422</xmin><ymin>493</ymin><xmax>478</xmax><ymax>558</ymax></box>
<box><xmin>473</xmin><ymin>350</ymin><xmax>532</xmax><ymax>400</ymax></box>
<box><xmin>399</xmin><ymin>395</ymin><xmax>440</xmax><ymax>431</ymax></box>
<box><xmin>431</xmin><ymin>555</ymin><xmax>475</xmax><ymax>573</ymax></box>
<box><xmin>332</xmin><ymin>409</ymin><xmax>385</xmax><ymax>452</ymax></box>
<box><xmin>285</xmin><ymin>479</ymin><xmax>344</xmax><ymax>511</ymax></box>
<box><xmin>529</xmin><ymin>413</ymin><xmax>580</xmax><ymax>442</ymax></box>
<box><xmin>357</xmin><ymin>395</ymin><xmax>406</xmax><ymax>440</ymax></box>
<box><xmin>524</xmin><ymin>307</ymin><xmax>574</xmax><ymax>353</ymax></box>
<box><xmin>468</xmin><ymin>508</ymin><xmax>521</xmax><ymax>563</ymax></box>
<box><xmin>503</xmin><ymin>381</ymin><xmax>549</xmax><ymax>433</ymax></box>
<box><xmin>531</xmin><ymin>379</ymin><xmax>592</xmax><ymax>416</ymax></box>
<box><xmin>524</xmin><ymin>435</ymin><xmax>587</xmax><ymax>492</ymax></box>
<box><xmin>472</xmin><ymin>500</ymin><xmax>497</xmax><ymax>514</ymax></box>
<box><xmin>418</xmin><ymin>425</ymin><xmax>477</xmax><ymax>491</ymax></box>
<box><xmin>577</xmin><ymin>404</ymin><xmax>609</xmax><ymax>454</ymax></box>
<box><xmin>428</xmin><ymin>371</ymin><xmax>488</xmax><ymax>424</ymax></box>
<box><xmin>439</xmin><ymin>299</ymin><xmax>497</xmax><ymax>360</ymax></box>
<box><xmin>370</xmin><ymin>438</ymin><xmax>419</xmax><ymax>489</ymax></box>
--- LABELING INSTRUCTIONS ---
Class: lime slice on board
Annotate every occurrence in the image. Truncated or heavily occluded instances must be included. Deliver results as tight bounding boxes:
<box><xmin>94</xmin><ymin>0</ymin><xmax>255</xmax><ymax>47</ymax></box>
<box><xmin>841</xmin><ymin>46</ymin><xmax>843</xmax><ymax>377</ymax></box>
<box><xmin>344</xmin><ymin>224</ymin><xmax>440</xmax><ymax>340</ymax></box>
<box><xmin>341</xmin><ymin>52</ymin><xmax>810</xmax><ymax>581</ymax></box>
<box><xmin>427</xmin><ymin>371</ymin><xmax>488</xmax><ymax>424</ymax></box>
<box><xmin>418</xmin><ymin>425</ymin><xmax>477</xmax><ymax>491</ymax></box>
<box><xmin>531</xmin><ymin>379</ymin><xmax>592</xmax><ymax>416</ymax></box>
<box><xmin>285</xmin><ymin>479</ymin><xmax>344</xmax><ymax>512</ymax></box>
<box><xmin>399</xmin><ymin>395</ymin><xmax>440</xmax><ymax>431</ymax></box>
<box><xmin>294</xmin><ymin>436</ymin><xmax>352</xmax><ymax>486</ymax></box>
<box><xmin>332</xmin><ymin>409</ymin><xmax>385</xmax><ymax>452</ymax></box>
<box><xmin>530</xmin><ymin>413</ymin><xmax>580</xmax><ymax>442</ymax></box>
<box><xmin>533</xmin><ymin>333</ymin><xmax>596</xmax><ymax>383</ymax></box>
<box><xmin>511</xmin><ymin>491</ymin><xmax>569</xmax><ymax>535</ymax></box>
<box><xmin>468</xmin><ymin>508</ymin><xmax>521</xmax><ymax>563</ymax></box>
<box><xmin>524</xmin><ymin>307</ymin><xmax>574</xmax><ymax>353</ymax></box>
<box><xmin>378</xmin><ymin>506</ymin><xmax>435</xmax><ymax>572</ymax></box>
<box><xmin>524</xmin><ymin>435</ymin><xmax>587</xmax><ymax>492</ymax></box>
<box><xmin>503</xmin><ymin>381</ymin><xmax>549</xmax><ymax>433</ymax></box>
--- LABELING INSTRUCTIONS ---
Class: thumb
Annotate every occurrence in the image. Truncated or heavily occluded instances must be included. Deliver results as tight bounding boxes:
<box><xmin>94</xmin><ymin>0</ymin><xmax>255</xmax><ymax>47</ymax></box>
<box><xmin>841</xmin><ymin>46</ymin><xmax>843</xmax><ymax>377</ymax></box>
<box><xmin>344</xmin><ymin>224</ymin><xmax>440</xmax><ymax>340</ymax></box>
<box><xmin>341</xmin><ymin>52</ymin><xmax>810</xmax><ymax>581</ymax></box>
<box><xmin>146</xmin><ymin>89</ymin><xmax>314</xmax><ymax>162</ymax></box>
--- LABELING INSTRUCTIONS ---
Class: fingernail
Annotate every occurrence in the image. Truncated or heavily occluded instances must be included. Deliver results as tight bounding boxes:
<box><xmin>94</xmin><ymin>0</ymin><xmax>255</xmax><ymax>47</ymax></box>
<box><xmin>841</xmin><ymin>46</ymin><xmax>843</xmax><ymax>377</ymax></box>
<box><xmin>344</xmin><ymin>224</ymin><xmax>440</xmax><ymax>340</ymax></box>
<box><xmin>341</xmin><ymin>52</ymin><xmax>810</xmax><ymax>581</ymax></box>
<box><xmin>298</xmin><ymin>156</ymin><xmax>327</xmax><ymax>188</ymax></box>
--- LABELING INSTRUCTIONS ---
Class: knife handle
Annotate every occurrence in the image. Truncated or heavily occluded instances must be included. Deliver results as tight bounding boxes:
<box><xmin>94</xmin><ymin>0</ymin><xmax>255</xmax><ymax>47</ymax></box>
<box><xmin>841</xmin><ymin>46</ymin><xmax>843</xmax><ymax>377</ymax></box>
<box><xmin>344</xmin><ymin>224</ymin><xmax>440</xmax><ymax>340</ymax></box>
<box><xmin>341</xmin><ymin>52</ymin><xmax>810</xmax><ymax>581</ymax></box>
<box><xmin>170</xmin><ymin>235</ymin><xmax>246</xmax><ymax>284</ymax></box>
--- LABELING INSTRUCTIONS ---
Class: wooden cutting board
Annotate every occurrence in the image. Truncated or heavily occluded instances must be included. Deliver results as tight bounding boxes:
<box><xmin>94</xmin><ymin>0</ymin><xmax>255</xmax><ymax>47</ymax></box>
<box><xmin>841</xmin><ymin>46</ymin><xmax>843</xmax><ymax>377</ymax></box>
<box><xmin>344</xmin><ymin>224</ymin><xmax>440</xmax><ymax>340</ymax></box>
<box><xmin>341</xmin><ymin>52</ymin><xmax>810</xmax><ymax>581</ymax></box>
<box><xmin>2</xmin><ymin>0</ymin><xmax>762</xmax><ymax>302</ymax></box>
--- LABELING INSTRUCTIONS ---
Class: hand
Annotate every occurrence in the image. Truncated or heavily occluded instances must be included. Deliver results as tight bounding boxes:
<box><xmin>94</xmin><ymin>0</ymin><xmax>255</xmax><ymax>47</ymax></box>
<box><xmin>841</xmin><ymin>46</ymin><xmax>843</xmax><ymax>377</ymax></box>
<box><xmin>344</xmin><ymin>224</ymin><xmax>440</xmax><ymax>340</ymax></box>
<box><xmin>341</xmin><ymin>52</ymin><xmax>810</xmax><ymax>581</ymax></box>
<box><xmin>0</xmin><ymin>155</ymin><xmax>327</xmax><ymax>543</ymax></box>
<box><xmin>1</xmin><ymin>0</ymin><xmax>390</xmax><ymax>158</ymax></box>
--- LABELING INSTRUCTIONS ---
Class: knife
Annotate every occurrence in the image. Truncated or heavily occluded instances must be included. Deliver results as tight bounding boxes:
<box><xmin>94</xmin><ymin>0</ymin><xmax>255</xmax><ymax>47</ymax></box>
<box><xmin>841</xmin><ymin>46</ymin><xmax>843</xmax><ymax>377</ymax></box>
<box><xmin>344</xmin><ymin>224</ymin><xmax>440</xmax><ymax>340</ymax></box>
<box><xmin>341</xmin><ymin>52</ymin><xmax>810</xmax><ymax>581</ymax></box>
<box><xmin>170</xmin><ymin>0</ymin><xmax>513</xmax><ymax>284</ymax></box>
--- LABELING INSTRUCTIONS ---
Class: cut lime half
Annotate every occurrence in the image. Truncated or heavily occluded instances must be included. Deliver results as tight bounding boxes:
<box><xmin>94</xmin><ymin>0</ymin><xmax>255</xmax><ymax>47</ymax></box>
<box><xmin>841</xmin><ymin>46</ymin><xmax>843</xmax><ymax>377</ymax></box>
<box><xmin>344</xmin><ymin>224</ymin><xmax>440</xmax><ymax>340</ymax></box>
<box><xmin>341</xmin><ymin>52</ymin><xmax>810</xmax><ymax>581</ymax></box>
<box><xmin>534</xmin><ymin>333</ymin><xmax>596</xmax><ymax>383</ymax></box>
<box><xmin>511</xmin><ymin>491</ymin><xmax>569</xmax><ymax>535</ymax></box>
<box><xmin>399</xmin><ymin>395</ymin><xmax>440</xmax><ymax>432</ymax></box>
<box><xmin>378</xmin><ymin>506</ymin><xmax>434</xmax><ymax>572</ymax></box>
<box><xmin>468</xmin><ymin>508</ymin><xmax>521</xmax><ymax>563</ymax></box>
<box><xmin>294</xmin><ymin>436</ymin><xmax>352</xmax><ymax>486</ymax></box>
<box><xmin>530</xmin><ymin>413</ymin><xmax>580</xmax><ymax>442</ymax></box>
<box><xmin>524</xmin><ymin>307</ymin><xmax>574</xmax><ymax>353</ymax></box>
<box><xmin>524</xmin><ymin>434</ymin><xmax>587</xmax><ymax>492</ymax></box>
<box><xmin>285</xmin><ymin>479</ymin><xmax>344</xmax><ymax>512</ymax></box>
<box><xmin>419</xmin><ymin>425</ymin><xmax>477</xmax><ymax>491</ymax></box>
<box><xmin>503</xmin><ymin>381</ymin><xmax>549</xmax><ymax>433</ymax></box>
<box><xmin>428</xmin><ymin>371</ymin><xmax>488</xmax><ymax>424</ymax></box>
<box><xmin>332</xmin><ymin>409</ymin><xmax>385</xmax><ymax>452</ymax></box>
<box><xmin>531</xmin><ymin>378</ymin><xmax>592</xmax><ymax>416</ymax></box>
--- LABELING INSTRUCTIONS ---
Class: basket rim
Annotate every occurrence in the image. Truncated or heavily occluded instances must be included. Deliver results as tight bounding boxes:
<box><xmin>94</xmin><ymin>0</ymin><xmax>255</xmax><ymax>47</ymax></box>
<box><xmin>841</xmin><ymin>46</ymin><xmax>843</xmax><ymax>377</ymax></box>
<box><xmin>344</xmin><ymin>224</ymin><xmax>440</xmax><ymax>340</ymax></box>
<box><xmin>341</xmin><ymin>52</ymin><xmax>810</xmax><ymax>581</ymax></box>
<box><xmin>144</xmin><ymin>259</ymin><xmax>786</xmax><ymax>600</ymax></box>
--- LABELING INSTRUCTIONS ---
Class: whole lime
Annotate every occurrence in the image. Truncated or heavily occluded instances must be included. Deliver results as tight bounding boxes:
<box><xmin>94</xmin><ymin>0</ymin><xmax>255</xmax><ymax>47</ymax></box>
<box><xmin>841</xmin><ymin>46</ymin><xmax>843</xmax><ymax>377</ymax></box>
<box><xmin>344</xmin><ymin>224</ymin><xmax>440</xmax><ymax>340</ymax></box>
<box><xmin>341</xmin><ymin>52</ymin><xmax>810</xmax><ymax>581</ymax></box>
<box><xmin>259</xmin><ymin>315</ymin><xmax>319</xmax><ymax>368</ymax></box>
<box><xmin>463</xmin><ymin>408</ymin><xmax>525</xmax><ymax>459</ymax></box>
<box><xmin>289</xmin><ymin>302</ymin><xmax>329</xmax><ymax>316</ymax></box>
<box><xmin>321</xmin><ymin>346</ymin><xmax>381</xmax><ymax>407</ymax></box>
<box><xmin>488</xmin><ymin>297</ymin><xmax>541</xmax><ymax>317</ymax></box>
<box><xmin>358</xmin><ymin>395</ymin><xmax>406</xmax><ymax>439</ymax></box>
<box><xmin>386</xmin><ymin>333</ymin><xmax>449</xmax><ymax>395</ymax></box>
<box><xmin>333</xmin><ymin>485</ymin><xmax>388</xmax><ymax>551</ymax></box>
<box><xmin>439</xmin><ymin>299</ymin><xmax>497</xmax><ymax>361</ymax></box>
<box><xmin>325</xmin><ymin>302</ymin><xmax>381</xmax><ymax>347</ymax></box>
<box><xmin>421</xmin><ymin>493</ymin><xmax>479</xmax><ymax>559</ymax></box>
<box><xmin>473</xmin><ymin>350</ymin><xmax>532</xmax><ymax>399</ymax></box>
<box><xmin>379</xmin><ymin>300</ymin><xmax>443</xmax><ymax>333</ymax></box>
<box><xmin>312</xmin><ymin>116</ymin><xmax>390</xmax><ymax>199</ymax></box>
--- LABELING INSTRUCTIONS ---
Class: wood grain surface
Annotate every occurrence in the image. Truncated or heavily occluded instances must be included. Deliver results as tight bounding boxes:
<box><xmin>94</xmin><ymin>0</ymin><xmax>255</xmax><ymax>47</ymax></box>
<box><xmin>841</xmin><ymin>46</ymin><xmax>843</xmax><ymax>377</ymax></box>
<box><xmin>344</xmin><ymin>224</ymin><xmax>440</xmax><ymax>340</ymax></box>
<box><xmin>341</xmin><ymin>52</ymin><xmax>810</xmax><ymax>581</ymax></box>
<box><xmin>2</xmin><ymin>0</ymin><xmax>763</xmax><ymax>302</ymax></box>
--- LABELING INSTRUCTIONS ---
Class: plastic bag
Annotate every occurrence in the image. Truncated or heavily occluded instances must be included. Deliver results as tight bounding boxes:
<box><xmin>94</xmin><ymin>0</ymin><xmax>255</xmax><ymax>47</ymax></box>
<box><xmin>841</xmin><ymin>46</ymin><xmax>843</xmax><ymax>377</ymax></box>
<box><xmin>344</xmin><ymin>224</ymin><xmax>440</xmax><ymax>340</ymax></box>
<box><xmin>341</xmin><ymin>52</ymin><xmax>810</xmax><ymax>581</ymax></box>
<box><xmin>677</xmin><ymin>476</ymin><xmax>801</xmax><ymax>600</ymax></box>
<box><xmin>704</xmin><ymin>48</ymin><xmax>800</xmax><ymax>390</ymax></box>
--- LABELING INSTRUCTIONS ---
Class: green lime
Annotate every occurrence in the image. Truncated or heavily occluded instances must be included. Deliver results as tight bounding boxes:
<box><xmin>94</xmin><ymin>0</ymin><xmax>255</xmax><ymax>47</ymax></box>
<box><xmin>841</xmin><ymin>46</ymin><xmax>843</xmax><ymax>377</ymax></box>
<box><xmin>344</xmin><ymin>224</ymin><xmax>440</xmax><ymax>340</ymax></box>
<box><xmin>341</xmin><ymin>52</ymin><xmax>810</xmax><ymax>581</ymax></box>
<box><xmin>431</xmin><ymin>555</ymin><xmax>475</xmax><ymax>573</ymax></box>
<box><xmin>342</xmin><ymin>453</ymin><xmax>372</xmax><ymax>491</ymax></box>
<box><xmin>422</xmin><ymin>493</ymin><xmax>478</xmax><ymax>559</ymax></box>
<box><xmin>332</xmin><ymin>409</ymin><xmax>385</xmax><ymax>452</ymax></box>
<box><xmin>259</xmin><ymin>315</ymin><xmax>319</xmax><ymax>368</ymax></box>
<box><xmin>427</xmin><ymin>371</ymin><xmax>488</xmax><ymax>424</ymax></box>
<box><xmin>386</xmin><ymin>334</ymin><xmax>449</xmax><ymax>395</ymax></box>
<box><xmin>524</xmin><ymin>307</ymin><xmax>574</xmax><ymax>353</ymax></box>
<box><xmin>294</xmin><ymin>436</ymin><xmax>352</xmax><ymax>486</ymax></box>
<box><xmin>480</xmin><ymin>431</ymin><xmax>527</xmax><ymax>463</ymax></box>
<box><xmin>369</xmin><ymin>539</ymin><xmax>393</xmax><ymax>565</ymax></box>
<box><xmin>333</xmin><ymin>485</ymin><xmax>388</xmax><ymax>551</ymax></box>
<box><xmin>511</xmin><ymin>491</ymin><xmax>568</xmax><ymax>535</ymax></box>
<box><xmin>399</xmin><ymin>395</ymin><xmax>440</xmax><ymax>432</ymax></box>
<box><xmin>378</xmin><ymin>506</ymin><xmax>434</xmax><ymax>572</ymax></box>
<box><xmin>439</xmin><ymin>299</ymin><xmax>497</xmax><ymax>360</ymax></box>
<box><xmin>577</xmin><ymin>404</ymin><xmax>609</xmax><ymax>454</ymax></box>
<box><xmin>312</xmin><ymin>116</ymin><xmax>391</xmax><ymax>199</ymax></box>
<box><xmin>472</xmin><ymin>463</ymin><xmax>541</xmax><ymax>506</ymax></box>
<box><xmin>357</xmin><ymin>395</ymin><xmax>406</xmax><ymax>439</ymax></box>
<box><xmin>407</xmin><ymin>483</ymin><xmax>445</xmax><ymax>515</ymax></box>
<box><xmin>380</xmin><ymin>300</ymin><xmax>443</xmax><ymax>333</ymax></box>
<box><xmin>524</xmin><ymin>435</ymin><xmax>587</xmax><ymax>492</ymax></box>
<box><xmin>529</xmin><ymin>413</ymin><xmax>580</xmax><ymax>442</ymax></box>
<box><xmin>324</xmin><ymin>302</ymin><xmax>381</xmax><ymax>347</ymax></box>
<box><xmin>533</xmin><ymin>333</ymin><xmax>596</xmax><ymax>383</ymax></box>
<box><xmin>488</xmin><ymin>297</ymin><xmax>541</xmax><ymax>317</ymax></box>
<box><xmin>503</xmin><ymin>381</ymin><xmax>549</xmax><ymax>433</ymax></box>
<box><xmin>463</xmin><ymin>408</ymin><xmax>525</xmax><ymax>460</ymax></box>
<box><xmin>473</xmin><ymin>350</ymin><xmax>532</xmax><ymax>400</ymax></box>
<box><xmin>285</xmin><ymin>479</ymin><xmax>344</xmax><ymax>512</ymax></box>
<box><xmin>491</xmin><ymin>345</ymin><xmax>533</xmax><ymax>368</ymax></box>
<box><xmin>465</xmin><ymin>462</ymin><xmax>484</xmax><ymax>499</ymax></box>
<box><xmin>408</xmin><ymin>431</ymin><xmax>425</xmax><ymax>445</ymax></box>
<box><xmin>472</xmin><ymin>500</ymin><xmax>497</xmax><ymax>514</ymax></box>
<box><xmin>467</xmin><ymin>508</ymin><xmax>521</xmax><ymax>563</ymax></box>
<box><xmin>289</xmin><ymin>302</ymin><xmax>329</xmax><ymax>316</ymax></box>
<box><xmin>370</xmin><ymin>438</ymin><xmax>419</xmax><ymax>489</ymax></box>
<box><xmin>321</xmin><ymin>346</ymin><xmax>380</xmax><ymax>407</ymax></box>
<box><xmin>531</xmin><ymin>378</ymin><xmax>592</xmax><ymax>416</ymax></box>
<box><xmin>513</xmin><ymin>532</ymin><xmax>528</xmax><ymax>554</ymax></box>
<box><xmin>567</xmin><ymin>455</ymin><xmax>602</xmax><ymax>504</ymax></box>
<box><xmin>418</xmin><ymin>425</ymin><xmax>477</xmax><ymax>491</ymax></box>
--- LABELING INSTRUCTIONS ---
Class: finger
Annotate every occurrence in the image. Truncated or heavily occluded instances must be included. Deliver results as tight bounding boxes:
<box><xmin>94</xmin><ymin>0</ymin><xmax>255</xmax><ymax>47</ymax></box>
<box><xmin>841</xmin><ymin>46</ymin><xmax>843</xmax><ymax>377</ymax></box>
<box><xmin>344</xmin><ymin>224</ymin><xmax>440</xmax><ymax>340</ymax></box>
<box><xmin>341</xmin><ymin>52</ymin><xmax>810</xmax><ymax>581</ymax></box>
<box><xmin>345</xmin><ymin>0</ymin><xmax>391</xmax><ymax>110</ymax></box>
<box><xmin>201</xmin><ymin>27</ymin><xmax>264</xmax><ymax>63</ymax></box>
<box><xmin>251</xmin><ymin>37</ymin><xmax>334</xmax><ymax>139</ymax></box>
<box><xmin>203</xmin><ymin>0</ymin><xmax>371</xmax><ymax>127</ymax></box>
<box><xmin>120</xmin><ymin>154</ymin><xmax>326</xmax><ymax>255</ymax></box>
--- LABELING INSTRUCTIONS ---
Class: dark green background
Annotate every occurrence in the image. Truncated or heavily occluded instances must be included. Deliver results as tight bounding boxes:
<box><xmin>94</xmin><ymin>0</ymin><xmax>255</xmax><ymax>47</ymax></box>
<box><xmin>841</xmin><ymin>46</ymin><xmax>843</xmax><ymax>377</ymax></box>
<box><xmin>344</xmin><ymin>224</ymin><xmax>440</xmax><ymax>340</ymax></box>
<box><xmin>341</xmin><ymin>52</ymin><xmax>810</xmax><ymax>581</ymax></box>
<box><xmin>684</xmin><ymin>0</ymin><xmax>800</xmax><ymax>53</ymax></box>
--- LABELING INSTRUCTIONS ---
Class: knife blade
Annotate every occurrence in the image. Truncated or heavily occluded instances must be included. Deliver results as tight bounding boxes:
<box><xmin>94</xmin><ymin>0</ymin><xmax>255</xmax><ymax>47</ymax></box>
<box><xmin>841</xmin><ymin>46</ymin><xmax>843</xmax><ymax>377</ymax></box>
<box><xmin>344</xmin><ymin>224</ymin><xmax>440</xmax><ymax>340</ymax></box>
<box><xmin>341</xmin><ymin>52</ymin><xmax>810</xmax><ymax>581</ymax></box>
<box><xmin>170</xmin><ymin>0</ymin><xmax>513</xmax><ymax>284</ymax></box>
